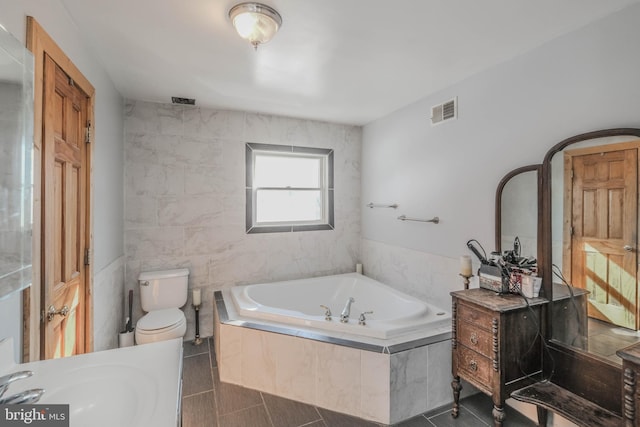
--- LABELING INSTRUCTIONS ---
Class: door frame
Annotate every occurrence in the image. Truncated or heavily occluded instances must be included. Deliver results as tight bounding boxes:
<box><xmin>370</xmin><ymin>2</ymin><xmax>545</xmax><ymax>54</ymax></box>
<box><xmin>562</xmin><ymin>139</ymin><xmax>640</xmax><ymax>329</ymax></box>
<box><xmin>24</xmin><ymin>17</ymin><xmax>95</xmax><ymax>361</ymax></box>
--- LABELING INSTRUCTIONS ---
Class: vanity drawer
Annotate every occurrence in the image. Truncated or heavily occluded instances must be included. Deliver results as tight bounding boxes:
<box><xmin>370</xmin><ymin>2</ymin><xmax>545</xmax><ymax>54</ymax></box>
<box><xmin>458</xmin><ymin>324</ymin><xmax>492</xmax><ymax>358</ymax></box>
<box><xmin>458</xmin><ymin>302</ymin><xmax>493</xmax><ymax>331</ymax></box>
<box><xmin>457</xmin><ymin>345</ymin><xmax>492</xmax><ymax>386</ymax></box>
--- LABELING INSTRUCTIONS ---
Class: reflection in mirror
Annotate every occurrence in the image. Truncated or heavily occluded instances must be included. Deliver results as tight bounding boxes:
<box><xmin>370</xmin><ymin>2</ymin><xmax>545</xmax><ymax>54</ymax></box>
<box><xmin>498</xmin><ymin>167</ymin><xmax>539</xmax><ymax>259</ymax></box>
<box><xmin>0</xmin><ymin>26</ymin><xmax>34</xmax><ymax>363</ymax></box>
<box><xmin>550</xmin><ymin>133</ymin><xmax>640</xmax><ymax>365</ymax></box>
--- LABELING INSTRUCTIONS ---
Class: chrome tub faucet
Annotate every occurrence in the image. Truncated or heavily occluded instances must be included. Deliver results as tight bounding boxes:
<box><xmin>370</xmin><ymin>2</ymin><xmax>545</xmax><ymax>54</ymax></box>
<box><xmin>358</xmin><ymin>311</ymin><xmax>373</xmax><ymax>326</ymax></box>
<box><xmin>320</xmin><ymin>305</ymin><xmax>332</xmax><ymax>321</ymax></box>
<box><xmin>340</xmin><ymin>297</ymin><xmax>355</xmax><ymax>323</ymax></box>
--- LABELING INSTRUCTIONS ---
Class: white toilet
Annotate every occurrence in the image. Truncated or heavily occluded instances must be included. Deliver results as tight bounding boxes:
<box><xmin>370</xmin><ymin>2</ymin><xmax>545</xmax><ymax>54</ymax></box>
<box><xmin>135</xmin><ymin>268</ymin><xmax>189</xmax><ymax>345</ymax></box>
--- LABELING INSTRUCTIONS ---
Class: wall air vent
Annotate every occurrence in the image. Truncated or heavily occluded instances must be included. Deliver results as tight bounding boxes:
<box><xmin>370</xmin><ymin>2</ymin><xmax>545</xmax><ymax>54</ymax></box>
<box><xmin>171</xmin><ymin>97</ymin><xmax>196</xmax><ymax>105</ymax></box>
<box><xmin>431</xmin><ymin>97</ymin><xmax>457</xmax><ymax>126</ymax></box>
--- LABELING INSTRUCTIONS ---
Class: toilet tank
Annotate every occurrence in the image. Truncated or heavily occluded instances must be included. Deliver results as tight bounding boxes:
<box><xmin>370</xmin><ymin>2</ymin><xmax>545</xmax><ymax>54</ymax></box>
<box><xmin>139</xmin><ymin>268</ymin><xmax>189</xmax><ymax>312</ymax></box>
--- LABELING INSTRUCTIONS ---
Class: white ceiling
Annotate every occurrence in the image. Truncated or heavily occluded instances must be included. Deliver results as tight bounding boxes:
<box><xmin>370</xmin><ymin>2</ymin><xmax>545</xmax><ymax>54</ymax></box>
<box><xmin>60</xmin><ymin>0</ymin><xmax>639</xmax><ymax>125</ymax></box>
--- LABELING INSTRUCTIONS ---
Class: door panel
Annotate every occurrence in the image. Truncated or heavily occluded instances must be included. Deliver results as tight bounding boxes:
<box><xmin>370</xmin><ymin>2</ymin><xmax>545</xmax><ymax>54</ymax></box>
<box><xmin>570</xmin><ymin>148</ymin><xmax>638</xmax><ymax>329</ymax></box>
<box><xmin>43</xmin><ymin>53</ymin><xmax>88</xmax><ymax>359</ymax></box>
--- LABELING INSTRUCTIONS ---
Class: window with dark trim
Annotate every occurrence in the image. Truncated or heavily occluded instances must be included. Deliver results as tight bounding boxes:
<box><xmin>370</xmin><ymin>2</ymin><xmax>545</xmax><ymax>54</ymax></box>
<box><xmin>245</xmin><ymin>143</ymin><xmax>334</xmax><ymax>233</ymax></box>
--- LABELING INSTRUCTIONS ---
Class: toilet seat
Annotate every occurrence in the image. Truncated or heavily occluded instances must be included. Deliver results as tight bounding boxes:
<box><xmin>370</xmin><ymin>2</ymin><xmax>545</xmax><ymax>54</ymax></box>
<box><xmin>135</xmin><ymin>308</ymin><xmax>186</xmax><ymax>344</ymax></box>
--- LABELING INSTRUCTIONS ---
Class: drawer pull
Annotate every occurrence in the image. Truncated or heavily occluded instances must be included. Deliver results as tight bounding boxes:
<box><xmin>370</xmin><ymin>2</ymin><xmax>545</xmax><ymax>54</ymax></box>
<box><xmin>469</xmin><ymin>360</ymin><xmax>478</xmax><ymax>371</ymax></box>
<box><xmin>470</xmin><ymin>332</ymin><xmax>478</xmax><ymax>345</ymax></box>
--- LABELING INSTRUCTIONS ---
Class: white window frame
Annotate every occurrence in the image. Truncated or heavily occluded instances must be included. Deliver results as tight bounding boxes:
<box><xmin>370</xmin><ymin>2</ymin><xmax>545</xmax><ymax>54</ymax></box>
<box><xmin>245</xmin><ymin>143</ymin><xmax>334</xmax><ymax>234</ymax></box>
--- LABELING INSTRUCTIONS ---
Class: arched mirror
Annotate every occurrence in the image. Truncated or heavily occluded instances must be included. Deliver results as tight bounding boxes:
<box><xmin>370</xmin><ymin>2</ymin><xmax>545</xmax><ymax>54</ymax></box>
<box><xmin>543</xmin><ymin>129</ymin><xmax>640</xmax><ymax>365</ymax></box>
<box><xmin>536</xmin><ymin>128</ymin><xmax>640</xmax><ymax>415</ymax></box>
<box><xmin>495</xmin><ymin>129</ymin><xmax>640</xmax><ymax>416</ymax></box>
<box><xmin>495</xmin><ymin>165</ymin><xmax>542</xmax><ymax>264</ymax></box>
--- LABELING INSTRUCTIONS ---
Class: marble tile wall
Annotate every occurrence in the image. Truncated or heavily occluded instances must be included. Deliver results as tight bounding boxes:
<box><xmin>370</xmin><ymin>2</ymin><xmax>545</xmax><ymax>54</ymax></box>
<box><xmin>124</xmin><ymin>100</ymin><xmax>362</xmax><ymax>338</ymax></box>
<box><xmin>92</xmin><ymin>256</ymin><xmax>125</xmax><ymax>351</ymax></box>
<box><xmin>360</xmin><ymin>238</ymin><xmax>479</xmax><ymax>313</ymax></box>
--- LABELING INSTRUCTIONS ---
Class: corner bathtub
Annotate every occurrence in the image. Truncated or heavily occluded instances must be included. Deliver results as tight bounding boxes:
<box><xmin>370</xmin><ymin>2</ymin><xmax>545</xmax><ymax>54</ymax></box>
<box><xmin>228</xmin><ymin>272</ymin><xmax>449</xmax><ymax>339</ymax></box>
<box><xmin>215</xmin><ymin>273</ymin><xmax>454</xmax><ymax>424</ymax></box>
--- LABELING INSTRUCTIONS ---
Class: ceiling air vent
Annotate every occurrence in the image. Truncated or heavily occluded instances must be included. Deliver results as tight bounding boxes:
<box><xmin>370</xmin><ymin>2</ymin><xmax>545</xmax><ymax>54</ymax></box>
<box><xmin>431</xmin><ymin>97</ymin><xmax>457</xmax><ymax>126</ymax></box>
<box><xmin>171</xmin><ymin>97</ymin><xmax>196</xmax><ymax>105</ymax></box>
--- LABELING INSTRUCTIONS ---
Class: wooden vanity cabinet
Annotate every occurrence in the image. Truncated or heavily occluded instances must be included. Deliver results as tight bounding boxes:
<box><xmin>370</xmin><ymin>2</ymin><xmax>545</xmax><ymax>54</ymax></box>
<box><xmin>451</xmin><ymin>288</ymin><xmax>547</xmax><ymax>427</ymax></box>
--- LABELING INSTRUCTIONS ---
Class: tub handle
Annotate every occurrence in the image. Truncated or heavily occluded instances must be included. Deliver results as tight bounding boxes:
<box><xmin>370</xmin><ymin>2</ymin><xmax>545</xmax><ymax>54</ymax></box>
<box><xmin>320</xmin><ymin>305</ymin><xmax>332</xmax><ymax>321</ymax></box>
<box><xmin>358</xmin><ymin>311</ymin><xmax>374</xmax><ymax>326</ymax></box>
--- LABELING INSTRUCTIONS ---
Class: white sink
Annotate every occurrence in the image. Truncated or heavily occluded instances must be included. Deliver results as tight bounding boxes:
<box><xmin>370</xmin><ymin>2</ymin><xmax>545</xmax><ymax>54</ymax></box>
<box><xmin>0</xmin><ymin>338</ymin><xmax>183</xmax><ymax>427</ymax></box>
<box><xmin>40</xmin><ymin>365</ymin><xmax>157</xmax><ymax>426</ymax></box>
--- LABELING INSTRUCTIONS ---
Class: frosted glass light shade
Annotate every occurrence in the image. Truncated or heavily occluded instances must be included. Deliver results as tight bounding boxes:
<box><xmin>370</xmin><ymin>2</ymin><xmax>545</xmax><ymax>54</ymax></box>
<box><xmin>229</xmin><ymin>3</ymin><xmax>282</xmax><ymax>49</ymax></box>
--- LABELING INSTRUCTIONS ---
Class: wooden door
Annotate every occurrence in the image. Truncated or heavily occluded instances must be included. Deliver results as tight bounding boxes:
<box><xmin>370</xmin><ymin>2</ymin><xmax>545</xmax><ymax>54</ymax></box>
<box><xmin>41</xmin><ymin>54</ymin><xmax>89</xmax><ymax>358</ymax></box>
<box><xmin>569</xmin><ymin>148</ymin><xmax>638</xmax><ymax>329</ymax></box>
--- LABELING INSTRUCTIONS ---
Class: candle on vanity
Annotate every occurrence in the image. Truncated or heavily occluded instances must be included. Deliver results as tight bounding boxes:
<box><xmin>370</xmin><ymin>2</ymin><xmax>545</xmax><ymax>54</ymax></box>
<box><xmin>460</xmin><ymin>255</ymin><xmax>473</xmax><ymax>276</ymax></box>
<box><xmin>193</xmin><ymin>289</ymin><xmax>201</xmax><ymax>306</ymax></box>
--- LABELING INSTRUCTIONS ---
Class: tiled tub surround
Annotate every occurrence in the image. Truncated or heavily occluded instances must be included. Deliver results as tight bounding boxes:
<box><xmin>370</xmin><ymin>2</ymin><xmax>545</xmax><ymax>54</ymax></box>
<box><xmin>214</xmin><ymin>291</ymin><xmax>453</xmax><ymax>425</ymax></box>
<box><xmin>361</xmin><ymin>239</ymin><xmax>480</xmax><ymax>314</ymax></box>
<box><xmin>123</xmin><ymin>100</ymin><xmax>362</xmax><ymax>340</ymax></box>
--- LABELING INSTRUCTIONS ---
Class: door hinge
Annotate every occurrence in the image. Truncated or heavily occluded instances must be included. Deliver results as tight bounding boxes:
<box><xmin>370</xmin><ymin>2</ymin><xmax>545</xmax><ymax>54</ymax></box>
<box><xmin>570</xmin><ymin>169</ymin><xmax>574</xmax><ymax>180</ymax></box>
<box><xmin>84</xmin><ymin>248</ymin><xmax>91</xmax><ymax>266</ymax></box>
<box><xmin>570</xmin><ymin>226</ymin><xmax>574</xmax><ymax>236</ymax></box>
<box><xmin>85</xmin><ymin>120</ymin><xmax>92</xmax><ymax>144</ymax></box>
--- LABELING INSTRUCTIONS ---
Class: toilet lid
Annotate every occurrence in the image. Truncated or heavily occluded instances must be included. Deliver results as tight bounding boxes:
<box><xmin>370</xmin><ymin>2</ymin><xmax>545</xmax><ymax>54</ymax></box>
<box><xmin>137</xmin><ymin>308</ymin><xmax>184</xmax><ymax>331</ymax></box>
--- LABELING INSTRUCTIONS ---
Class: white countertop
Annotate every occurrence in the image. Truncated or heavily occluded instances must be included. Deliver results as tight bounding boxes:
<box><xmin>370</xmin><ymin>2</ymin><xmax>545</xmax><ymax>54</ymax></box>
<box><xmin>0</xmin><ymin>338</ymin><xmax>183</xmax><ymax>427</ymax></box>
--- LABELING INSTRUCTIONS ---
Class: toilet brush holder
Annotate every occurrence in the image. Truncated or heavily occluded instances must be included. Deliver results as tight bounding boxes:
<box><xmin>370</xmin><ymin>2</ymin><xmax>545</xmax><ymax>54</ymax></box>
<box><xmin>192</xmin><ymin>304</ymin><xmax>202</xmax><ymax>345</ymax></box>
<box><xmin>118</xmin><ymin>330</ymin><xmax>134</xmax><ymax>348</ymax></box>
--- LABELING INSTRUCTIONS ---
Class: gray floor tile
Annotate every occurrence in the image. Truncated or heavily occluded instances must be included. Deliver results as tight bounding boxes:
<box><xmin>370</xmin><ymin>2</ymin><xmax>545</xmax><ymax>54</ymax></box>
<box><xmin>392</xmin><ymin>414</ymin><xmax>432</xmax><ymax>426</ymax></box>
<box><xmin>457</xmin><ymin>393</ymin><xmax>536</xmax><ymax>427</ymax></box>
<box><xmin>184</xmin><ymin>337</ymin><xmax>210</xmax><ymax>357</ymax></box>
<box><xmin>183</xmin><ymin>353</ymin><xmax>214</xmax><ymax>396</ymax></box>
<box><xmin>218</xmin><ymin>405</ymin><xmax>272</xmax><ymax>427</ymax></box>
<box><xmin>182</xmin><ymin>391</ymin><xmax>217</xmax><ymax>427</ymax></box>
<box><xmin>317</xmin><ymin>407</ymin><xmax>380</xmax><ymax>427</ymax></box>
<box><xmin>210</xmin><ymin>337</ymin><xmax>218</xmax><ymax>367</ymax></box>
<box><xmin>427</xmin><ymin>406</ymin><xmax>489</xmax><ymax>427</ymax></box>
<box><xmin>213</xmin><ymin>368</ymin><xmax>264</xmax><ymax>415</ymax></box>
<box><xmin>456</xmin><ymin>393</ymin><xmax>494</xmax><ymax>425</ymax></box>
<box><xmin>501</xmin><ymin>406</ymin><xmax>536</xmax><ymax>427</ymax></box>
<box><xmin>263</xmin><ymin>393</ymin><xmax>321</xmax><ymax>427</ymax></box>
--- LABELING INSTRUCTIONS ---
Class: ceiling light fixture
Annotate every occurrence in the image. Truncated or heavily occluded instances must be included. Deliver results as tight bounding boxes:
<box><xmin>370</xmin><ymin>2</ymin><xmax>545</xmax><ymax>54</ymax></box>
<box><xmin>229</xmin><ymin>2</ymin><xmax>282</xmax><ymax>50</ymax></box>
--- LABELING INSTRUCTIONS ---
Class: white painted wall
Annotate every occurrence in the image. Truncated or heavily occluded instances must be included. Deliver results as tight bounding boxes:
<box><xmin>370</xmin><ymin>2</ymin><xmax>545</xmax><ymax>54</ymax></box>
<box><xmin>361</xmin><ymin>4</ymin><xmax>640</xmax><ymax>311</ymax></box>
<box><xmin>0</xmin><ymin>0</ymin><xmax>125</xmax><ymax>353</ymax></box>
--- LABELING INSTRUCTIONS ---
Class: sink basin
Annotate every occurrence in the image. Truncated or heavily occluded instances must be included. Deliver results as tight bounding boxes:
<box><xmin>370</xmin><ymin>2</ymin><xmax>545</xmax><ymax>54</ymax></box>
<box><xmin>41</xmin><ymin>365</ymin><xmax>157</xmax><ymax>426</ymax></box>
<box><xmin>0</xmin><ymin>338</ymin><xmax>183</xmax><ymax>427</ymax></box>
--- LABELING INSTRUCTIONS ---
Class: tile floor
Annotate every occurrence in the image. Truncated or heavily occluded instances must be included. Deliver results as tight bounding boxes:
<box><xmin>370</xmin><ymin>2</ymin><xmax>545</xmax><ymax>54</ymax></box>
<box><xmin>181</xmin><ymin>337</ymin><xmax>536</xmax><ymax>427</ymax></box>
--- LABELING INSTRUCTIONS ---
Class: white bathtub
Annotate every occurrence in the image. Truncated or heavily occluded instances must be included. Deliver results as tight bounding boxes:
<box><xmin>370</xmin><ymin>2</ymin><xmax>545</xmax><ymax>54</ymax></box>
<box><xmin>229</xmin><ymin>272</ymin><xmax>450</xmax><ymax>339</ymax></box>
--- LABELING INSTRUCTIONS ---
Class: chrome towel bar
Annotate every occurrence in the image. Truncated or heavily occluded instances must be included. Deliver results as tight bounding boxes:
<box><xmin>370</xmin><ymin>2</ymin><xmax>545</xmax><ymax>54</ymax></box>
<box><xmin>367</xmin><ymin>202</ymin><xmax>398</xmax><ymax>209</ymax></box>
<box><xmin>397</xmin><ymin>215</ymin><xmax>440</xmax><ymax>224</ymax></box>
